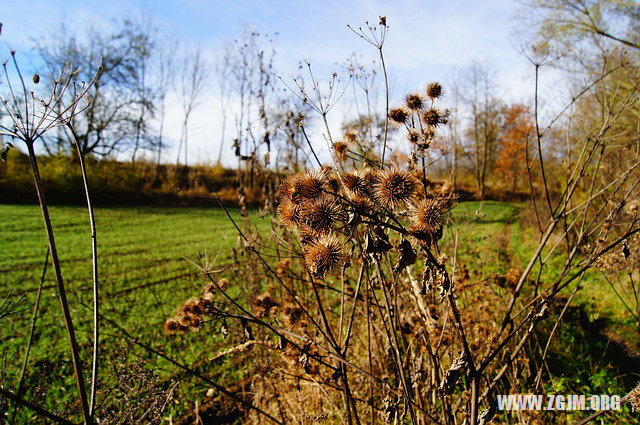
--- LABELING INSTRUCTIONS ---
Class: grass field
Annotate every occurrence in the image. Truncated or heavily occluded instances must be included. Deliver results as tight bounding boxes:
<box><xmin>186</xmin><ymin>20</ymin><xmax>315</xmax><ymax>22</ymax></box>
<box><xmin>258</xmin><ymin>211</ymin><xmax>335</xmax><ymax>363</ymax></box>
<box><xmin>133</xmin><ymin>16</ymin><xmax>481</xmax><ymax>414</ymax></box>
<box><xmin>1</xmin><ymin>202</ymin><xmax>638</xmax><ymax>422</ymax></box>
<box><xmin>0</xmin><ymin>204</ymin><xmax>272</xmax><ymax>421</ymax></box>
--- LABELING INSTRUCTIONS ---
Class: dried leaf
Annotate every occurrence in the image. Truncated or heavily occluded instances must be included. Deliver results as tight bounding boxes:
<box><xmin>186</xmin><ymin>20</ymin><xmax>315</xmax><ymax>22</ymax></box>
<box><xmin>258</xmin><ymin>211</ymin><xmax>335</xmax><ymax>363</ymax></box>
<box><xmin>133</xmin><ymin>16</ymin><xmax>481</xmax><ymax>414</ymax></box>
<box><xmin>439</xmin><ymin>351</ymin><xmax>467</xmax><ymax>396</ymax></box>
<box><xmin>393</xmin><ymin>239</ymin><xmax>417</xmax><ymax>274</ymax></box>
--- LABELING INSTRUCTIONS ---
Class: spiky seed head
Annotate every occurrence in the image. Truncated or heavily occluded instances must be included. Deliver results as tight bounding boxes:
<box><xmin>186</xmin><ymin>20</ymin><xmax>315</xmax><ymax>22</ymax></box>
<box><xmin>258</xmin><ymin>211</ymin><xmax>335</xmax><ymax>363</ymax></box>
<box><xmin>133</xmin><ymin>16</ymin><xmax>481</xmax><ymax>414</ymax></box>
<box><xmin>629</xmin><ymin>383</ymin><xmax>640</xmax><ymax>412</ymax></box>
<box><xmin>215</xmin><ymin>278</ymin><xmax>229</xmax><ymax>292</ymax></box>
<box><xmin>298</xmin><ymin>225</ymin><xmax>321</xmax><ymax>247</ymax></box>
<box><xmin>423</xmin><ymin>108</ymin><xmax>445</xmax><ymax>127</ymax></box>
<box><xmin>164</xmin><ymin>319</ymin><xmax>181</xmax><ymax>333</ymax></box>
<box><xmin>348</xmin><ymin>195</ymin><xmax>373</xmax><ymax>213</ymax></box>
<box><xmin>177</xmin><ymin>312</ymin><xmax>202</xmax><ymax>331</ymax></box>
<box><xmin>277</xmin><ymin>175</ymin><xmax>297</xmax><ymax>201</ymax></box>
<box><xmin>182</xmin><ymin>298</ymin><xmax>203</xmax><ymax>316</ymax></box>
<box><xmin>374</xmin><ymin>168</ymin><xmax>417</xmax><ymax>209</ymax></box>
<box><xmin>198</xmin><ymin>296</ymin><xmax>214</xmax><ymax>313</ymax></box>
<box><xmin>625</xmin><ymin>199</ymin><xmax>640</xmax><ymax>216</ymax></box>
<box><xmin>405</xmin><ymin>93</ymin><xmax>425</xmax><ymax>111</ymax></box>
<box><xmin>389</xmin><ymin>107</ymin><xmax>409</xmax><ymax>124</ymax></box>
<box><xmin>281</xmin><ymin>304</ymin><xmax>305</xmax><ymax>329</ymax></box>
<box><xmin>333</xmin><ymin>141</ymin><xmax>348</xmax><ymax>160</ymax></box>
<box><xmin>278</xmin><ymin>199</ymin><xmax>300</xmax><ymax>230</ymax></box>
<box><xmin>343</xmin><ymin>131</ymin><xmax>358</xmax><ymax>143</ymax></box>
<box><xmin>203</xmin><ymin>282</ymin><xmax>216</xmax><ymax>296</ymax></box>
<box><xmin>291</xmin><ymin>170</ymin><xmax>327</xmax><ymax>203</ymax></box>
<box><xmin>304</xmin><ymin>235</ymin><xmax>345</xmax><ymax>277</ymax></box>
<box><xmin>341</xmin><ymin>171</ymin><xmax>369</xmax><ymax>198</ymax></box>
<box><xmin>407</xmin><ymin>130</ymin><xmax>420</xmax><ymax>144</ymax></box>
<box><xmin>410</xmin><ymin>199</ymin><xmax>443</xmax><ymax>238</ymax></box>
<box><xmin>426</xmin><ymin>82</ymin><xmax>443</xmax><ymax>99</ymax></box>
<box><xmin>254</xmin><ymin>293</ymin><xmax>280</xmax><ymax>319</ymax></box>
<box><xmin>327</xmin><ymin>174</ymin><xmax>341</xmax><ymax>193</ymax></box>
<box><xmin>299</xmin><ymin>197</ymin><xmax>343</xmax><ymax>232</ymax></box>
<box><xmin>423</xmin><ymin>127</ymin><xmax>436</xmax><ymax>140</ymax></box>
<box><xmin>363</xmin><ymin>169</ymin><xmax>381</xmax><ymax>192</ymax></box>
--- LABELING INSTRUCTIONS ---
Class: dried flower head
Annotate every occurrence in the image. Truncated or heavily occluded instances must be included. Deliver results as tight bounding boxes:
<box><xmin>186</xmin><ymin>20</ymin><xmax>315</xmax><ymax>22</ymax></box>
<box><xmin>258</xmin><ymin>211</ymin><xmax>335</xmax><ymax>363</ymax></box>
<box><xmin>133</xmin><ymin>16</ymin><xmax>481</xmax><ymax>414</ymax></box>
<box><xmin>304</xmin><ymin>235</ymin><xmax>345</xmax><ymax>277</ymax></box>
<box><xmin>278</xmin><ymin>199</ymin><xmax>300</xmax><ymax>230</ymax></box>
<box><xmin>341</xmin><ymin>171</ymin><xmax>372</xmax><ymax>199</ymax></box>
<box><xmin>291</xmin><ymin>170</ymin><xmax>328</xmax><ymax>203</ymax></box>
<box><xmin>343</xmin><ymin>131</ymin><xmax>358</xmax><ymax>143</ymax></box>
<box><xmin>626</xmin><ymin>199</ymin><xmax>640</xmax><ymax>216</ymax></box>
<box><xmin>277</xmin><ymin>175</ymin><xmax>296</xmax><ymax>202</ymax></box>
<box><xmin>164</xmin><ymin>319</ymin><xmax>187</xmax><ymax>333</ymax></box>
<box><xmin>333</xmin><ymin>141</ymin><xmax>348</xmax><ymax>160</ymax></box>
<box><xmin>426</xmin><ymin>82</ymin><xmax>443</xmax><ymax>99</ymax></box>
<box><xmin>405</xmin><ymin>93</ymin><xmax>425</xmax><ymax>111</ymax></box>
<box><xmin>389</xmin><ymin>107</ymin><xmax>409</xmax><ymax>124</ymax></box>
<box><xmin>327</xmin><ymin>173</ymin><xmax>341</xmax><ymax>193</ymax></box>
<box><xmin>423</xmin><ymin>108</ymin><xmax>446</xmax><ymax>127</ymax></box>
<box><xmin>182</xmin><ymin>298</ymin><xmax>203</xmax><ymax>316</ymax></box>
<box><xmin>410</xmin><ymin>199</ymin><xmax>443</xmax><ymax>238</ymax></box>
<box><xmin>254</xmin><ymin>293</ymin><xmax>280</xmax><ymax>319</ymax></box>
<box><xmin>281</xmin><ymin>304</ymin><xmax>305</xmax><ymax>330</ymax></box>
<box><xmin>374</xmin><ymin>168</ymin><xmax>417</xmax><ymax>209</ymax></box>
<box><xmin>217</xmin><ymin>278</ymin><xmax>229</xmax><ymax>291</ymax></box>
<box><xmin>298</xmin><ymin>225</ymin><xmax>321</xmax><ymax>247</ymax></box>
<box><xmin>348</xmin><ymin>195</ymin><xmax>373</xmax><ymax>214</ymax></box>
<box><xmin>422</xmin><ymin>127</ymin><xmax>436</xmax><ymax>141</ymax></box>
<box><xmin>180</xmin><ymin>312</ymin><xmax>203</xmax><ymax>331</ymax></box>
<box><xmin>407</xmin><ymin>130</ymin><xmax>420</xmax><ymax>144</ymax></box>
<box><xmin>363</xmin><ymin>169</ymin><xmax>381</xmax><ymax>192</ymax></box>
<box><xmin>300</xmin><ymin>197</ymin><xmax>344</xmax><ymax>233</ymax></box>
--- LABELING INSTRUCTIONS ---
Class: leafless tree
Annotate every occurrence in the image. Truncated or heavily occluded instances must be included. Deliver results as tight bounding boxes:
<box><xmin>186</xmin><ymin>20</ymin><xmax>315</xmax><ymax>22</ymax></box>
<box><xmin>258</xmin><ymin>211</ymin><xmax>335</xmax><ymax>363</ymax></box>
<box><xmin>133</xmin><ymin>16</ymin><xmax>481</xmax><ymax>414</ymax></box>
<box><xmin>155</xmin><ymin>37</ymin><xmax>178</xmax><ymax>164</ymax></box>
<box><xmin>35</xmin><ymin>17</ymin><xmax>157</xmax><ymax>158</ymax></box>
<box><xmin>459</xmin><ymin>62</ymin><xmax>502</xmax><ymax>198</ymax></box>
<box><xmin>176</xmin><ymin>45</ymin><xmax>208</xmax><ymax>166</ymax></box>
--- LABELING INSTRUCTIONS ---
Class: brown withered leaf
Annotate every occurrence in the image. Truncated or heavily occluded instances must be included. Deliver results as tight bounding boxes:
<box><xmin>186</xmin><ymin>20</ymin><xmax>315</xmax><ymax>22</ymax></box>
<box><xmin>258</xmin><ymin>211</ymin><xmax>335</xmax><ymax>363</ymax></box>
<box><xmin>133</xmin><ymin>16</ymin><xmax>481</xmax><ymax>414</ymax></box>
<box><xmin>393</xmin><ymin>239</ymin><xmax>417</xmax><ymax>274</ymax></box>
<box><xmin>421</xmin><ymin>264</ymin><xmax>436</xmax><ymax>295</ymax></box>
<box><xmin>365</xmin><ymin>227</ymin><xmax>393</xmax><ymax>254</ymax></box>
<box><xmin>438</xmin><ymin>351</ymin><xmax>467</xmax><ymax>396</ymax></box>
<box><xmin>478</xmin><ymin>405</ymin><xmax>496</xmax><ymax>425</ymax></box>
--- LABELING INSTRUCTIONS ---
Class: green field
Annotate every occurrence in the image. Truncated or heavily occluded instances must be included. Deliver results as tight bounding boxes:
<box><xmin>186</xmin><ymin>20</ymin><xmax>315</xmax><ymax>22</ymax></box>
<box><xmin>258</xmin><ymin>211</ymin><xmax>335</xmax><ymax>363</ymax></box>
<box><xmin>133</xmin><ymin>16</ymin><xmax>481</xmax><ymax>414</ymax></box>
<box><xmin>0</xmin><ymin>204</ymin><xmax>272</xmax><ymax>421</ymax></box>
<box><xmin>1</xmin><ymin>202</ymin><xmax>638</xmax><ymax>422</ymax></box>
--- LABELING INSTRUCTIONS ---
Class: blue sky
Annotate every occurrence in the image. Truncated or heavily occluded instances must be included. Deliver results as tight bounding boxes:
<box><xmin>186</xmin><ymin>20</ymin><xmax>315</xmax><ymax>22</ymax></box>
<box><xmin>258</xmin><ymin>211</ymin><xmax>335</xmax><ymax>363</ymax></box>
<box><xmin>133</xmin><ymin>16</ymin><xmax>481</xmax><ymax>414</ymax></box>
<box><xmin>1</xmin><ymin>0</ymin><xmax>541</xmax><ymax>164</ymax></box>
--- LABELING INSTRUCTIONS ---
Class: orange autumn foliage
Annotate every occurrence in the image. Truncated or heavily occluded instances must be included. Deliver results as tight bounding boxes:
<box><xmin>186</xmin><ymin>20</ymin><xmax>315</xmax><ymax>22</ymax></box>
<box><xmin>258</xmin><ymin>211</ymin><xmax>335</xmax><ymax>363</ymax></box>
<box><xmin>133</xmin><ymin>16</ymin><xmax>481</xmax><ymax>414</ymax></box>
<box><xmin>495</xmin><ymin>104</ymin><xmax>533</xmax><ymax>191</ymax></box>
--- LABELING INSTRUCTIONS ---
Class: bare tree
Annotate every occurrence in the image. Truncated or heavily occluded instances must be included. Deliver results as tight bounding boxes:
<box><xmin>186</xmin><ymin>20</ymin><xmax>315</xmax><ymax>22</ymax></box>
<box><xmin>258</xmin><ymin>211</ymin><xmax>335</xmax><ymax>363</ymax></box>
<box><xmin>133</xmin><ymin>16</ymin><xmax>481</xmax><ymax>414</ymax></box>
<box><xmin>130</xmin><ymin>13</ymin><xmax>157</xmax><ymax>162</ymax></box>
<box><xmin>35</xmin><ymin>17</ymin><xmax>157</xmax><ymax>158</ymax></box>
<box><xmin>155</xmin><ymin>37</ymin><xmax>178</xmax><ymax>165</ymax></box>
<box><xmin>215</xmin><ymin>44</ymin><xmax>233</xmax><ymax>165</ymax></box>
<box><xmin>459</xmin><ymin>62</ymin><xmax>502</xmax><ymax>198</ymax></box>
<box><xmin>444</xmin><ymin>69</ymin><xmax>465</xmax><ymax>187</ymax></box>
<box><xmin>176</xmin><ymin>46</ymin><xmax>208</xmax><ymax>166</ymax></box>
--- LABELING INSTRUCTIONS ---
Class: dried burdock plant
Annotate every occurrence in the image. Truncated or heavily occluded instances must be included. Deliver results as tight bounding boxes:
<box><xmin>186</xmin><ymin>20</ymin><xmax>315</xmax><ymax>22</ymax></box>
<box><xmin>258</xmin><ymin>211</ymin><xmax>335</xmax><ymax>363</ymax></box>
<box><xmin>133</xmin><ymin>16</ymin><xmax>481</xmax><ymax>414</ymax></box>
<box><xmin>405</xmin><ymin>93</ymin><xmax>425</xmax><ymax>111</ymax></box>
<box><xmin>373</xmin><ymin>168</ymin><xmax>418</xmax><ymax>209</ymax></box>
<box><xmin>303</xmin><ymin>234</ymin><xmax>346</xmax><ymax>277</ymax></box>
<box><xmin>165</xmin><ymin>16</ymin><xmax>640</xmax><ymax>425</ymax></box>
<box><xmin>426</xmin><ymin>81</ymin><xmax>443</xmax><ymax>99</ymax></box>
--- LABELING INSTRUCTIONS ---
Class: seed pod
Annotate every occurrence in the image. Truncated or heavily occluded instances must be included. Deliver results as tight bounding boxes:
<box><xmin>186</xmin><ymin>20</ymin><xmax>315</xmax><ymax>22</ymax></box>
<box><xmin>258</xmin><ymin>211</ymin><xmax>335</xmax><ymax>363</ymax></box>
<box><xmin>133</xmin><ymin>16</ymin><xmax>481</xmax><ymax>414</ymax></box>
<box><xmin>426</xmin><ymin>82</ymin><xmax>443</xmax><ymax>99</ymax></box>
<box><xmin>32</xmin><ymin>74</ymin><xmax>40</xmax><ymax>84</ymax></box>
